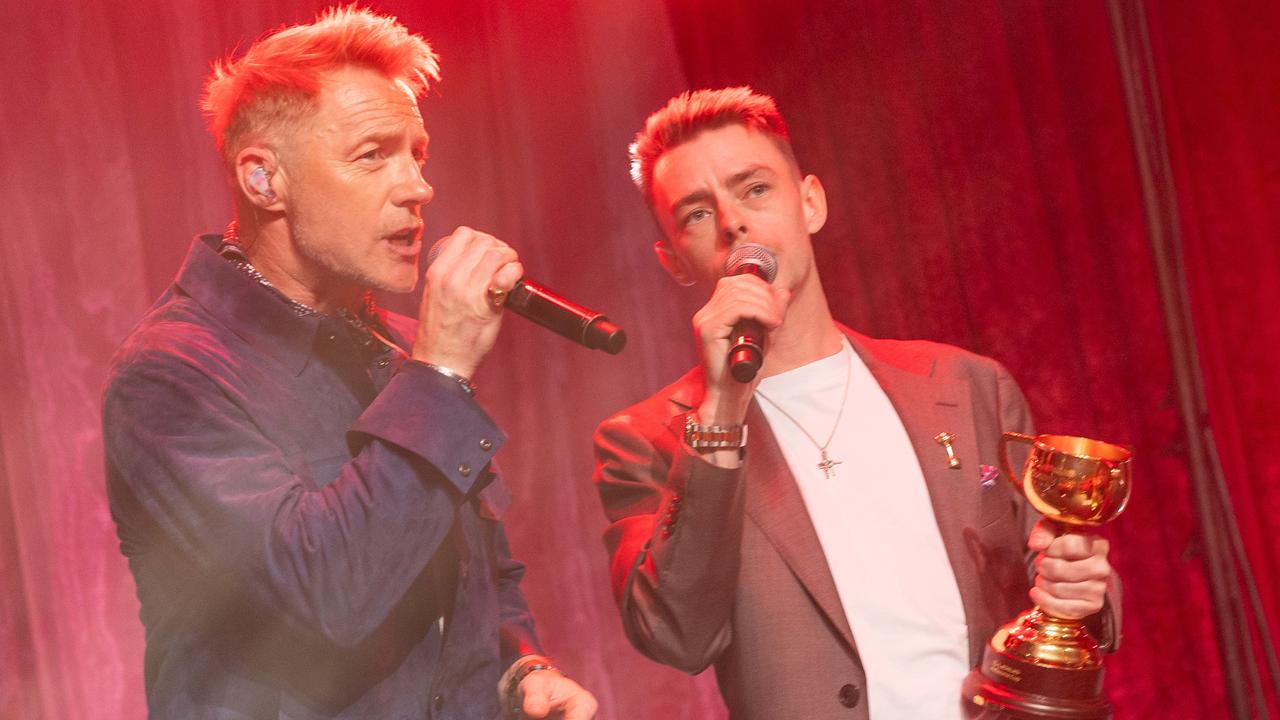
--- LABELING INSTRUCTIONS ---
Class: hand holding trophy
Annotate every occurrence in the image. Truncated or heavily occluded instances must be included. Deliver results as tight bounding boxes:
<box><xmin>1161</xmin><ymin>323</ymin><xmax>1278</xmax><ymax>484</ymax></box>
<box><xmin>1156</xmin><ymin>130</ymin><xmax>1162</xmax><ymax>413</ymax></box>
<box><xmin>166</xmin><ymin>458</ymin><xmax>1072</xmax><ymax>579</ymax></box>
<box><xmin>962</xmin><ymin>432</ymin><xmax>1131</xmax><ymax>719</ymax></box>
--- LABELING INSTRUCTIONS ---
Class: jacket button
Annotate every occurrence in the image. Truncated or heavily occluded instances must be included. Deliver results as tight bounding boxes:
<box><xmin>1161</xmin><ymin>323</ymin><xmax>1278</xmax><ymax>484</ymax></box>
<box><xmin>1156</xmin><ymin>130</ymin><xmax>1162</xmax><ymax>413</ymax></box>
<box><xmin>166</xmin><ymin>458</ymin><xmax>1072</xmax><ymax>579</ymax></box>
<box><xmin>433</xmin><ymin>693</ymin><xmax>444</xmax><ymax>711</ymax></box>
<box><xmin>479</xmin><ymin>438</ymin><xmax>493</xmax><ymax>451</ymax></box>
<box><xmin>838</xmin><ymin>683</ymin><xmax>860</xmax><ymax>708</ymax></box>
<box><xmin>458</xmin><ymin>463</ymin><xmax>471</xmax><ymax>477</ymax></box>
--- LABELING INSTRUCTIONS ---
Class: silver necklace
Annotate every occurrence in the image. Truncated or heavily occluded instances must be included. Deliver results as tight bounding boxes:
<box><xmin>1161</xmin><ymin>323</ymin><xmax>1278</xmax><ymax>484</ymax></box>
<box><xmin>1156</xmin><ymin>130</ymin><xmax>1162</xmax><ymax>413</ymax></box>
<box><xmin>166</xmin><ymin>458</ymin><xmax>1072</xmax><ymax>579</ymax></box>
<box><xmin>755</xmin><ymin>347</ymin><xmax>853</xmax><ymax>479</ymax></box>
<box><xmin>219</xmin><ymin>221</ymin><xmax>378</xmax><ymax>331</ymax></box>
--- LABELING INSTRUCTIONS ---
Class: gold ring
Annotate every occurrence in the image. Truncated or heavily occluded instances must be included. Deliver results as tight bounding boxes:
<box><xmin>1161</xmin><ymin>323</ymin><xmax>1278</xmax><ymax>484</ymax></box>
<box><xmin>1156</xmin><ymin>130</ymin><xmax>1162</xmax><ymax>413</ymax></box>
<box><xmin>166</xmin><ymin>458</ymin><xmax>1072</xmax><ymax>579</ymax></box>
<box><xmin>486</xmin><ymin>287</ymin><xmax>507</xmax><ymax>307</ymax></box>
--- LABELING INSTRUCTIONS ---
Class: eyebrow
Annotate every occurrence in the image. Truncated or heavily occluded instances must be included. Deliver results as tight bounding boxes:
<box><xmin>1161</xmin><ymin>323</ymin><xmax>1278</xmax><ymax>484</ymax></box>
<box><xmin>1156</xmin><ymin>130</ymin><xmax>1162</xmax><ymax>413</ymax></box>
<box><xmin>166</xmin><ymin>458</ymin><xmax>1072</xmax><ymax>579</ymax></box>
<box><xmin>669</xmin><ymin>165</ymin><xmax>773</xmax><ymax>216</ymax></box>
<box><xmin>670</xmin><ymin>190</ymin><xmax>712</xmax><ymax>217</ymax></box>
<box><xmin>346</xmin><ymin>126</ymin><xmax>429</xmax><ymax>155</ymax></box>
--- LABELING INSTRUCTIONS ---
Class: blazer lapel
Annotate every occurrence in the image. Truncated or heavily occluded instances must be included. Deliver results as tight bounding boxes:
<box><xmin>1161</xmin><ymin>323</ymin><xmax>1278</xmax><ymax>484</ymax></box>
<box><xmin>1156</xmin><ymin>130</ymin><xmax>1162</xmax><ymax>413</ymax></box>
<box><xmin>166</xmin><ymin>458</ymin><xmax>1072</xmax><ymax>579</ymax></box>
<box><xmin>847</xmin><ymin>331</ymin><xmax>989</xmax><ymax>664</ymax></box>
<box><xmin>743</xmin><ymin>400</ymin><xmax>859</xmax><ymax>655</ymax></box>
<box><xmin>667</xmin><ymin>371</ymin><xmax>858</xmax><ymax>655</ymax></box>
<box><xmin>666</xmin><ymin>330</ymin><xmax>990</xmax><ymax>664</ymax></box>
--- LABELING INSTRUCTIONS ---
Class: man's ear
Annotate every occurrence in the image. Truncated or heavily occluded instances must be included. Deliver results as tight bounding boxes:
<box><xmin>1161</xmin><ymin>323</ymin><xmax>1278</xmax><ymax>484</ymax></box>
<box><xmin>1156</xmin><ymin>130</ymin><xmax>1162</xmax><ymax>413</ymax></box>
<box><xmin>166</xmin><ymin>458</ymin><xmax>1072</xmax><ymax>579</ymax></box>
<box><xmin>800</xmin><ymin>174</ymin><xmax>828</xmax><ymax>235</ymax></box>
<box><xmin>234</xmin><ymin>147</ymin><xmax>286</xmax><ymax>212</ymax></box>
<box><xmin>653</xmin><ymin>239</ymin><xmax>696</xmax><ymax>287</ymax></box>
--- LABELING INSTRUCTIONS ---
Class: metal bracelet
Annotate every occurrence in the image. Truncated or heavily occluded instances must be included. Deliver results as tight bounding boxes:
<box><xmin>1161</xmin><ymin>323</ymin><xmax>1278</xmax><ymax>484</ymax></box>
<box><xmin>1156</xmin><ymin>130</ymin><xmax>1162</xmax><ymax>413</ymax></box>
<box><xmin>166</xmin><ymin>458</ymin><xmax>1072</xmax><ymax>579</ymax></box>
<box><xmin>505</xmin><ymin>656</ymin><xmax>557</xmax><ymax>718</ymax></box>
<box><xmin>420</xmin><ymin>362</ymin><xmax>477</xmax><ymax>395</ymax></box>
<box><xmin>682</xmin><ymin>412</ymin><xmax>748</xmax><ymax>449</ymax></box>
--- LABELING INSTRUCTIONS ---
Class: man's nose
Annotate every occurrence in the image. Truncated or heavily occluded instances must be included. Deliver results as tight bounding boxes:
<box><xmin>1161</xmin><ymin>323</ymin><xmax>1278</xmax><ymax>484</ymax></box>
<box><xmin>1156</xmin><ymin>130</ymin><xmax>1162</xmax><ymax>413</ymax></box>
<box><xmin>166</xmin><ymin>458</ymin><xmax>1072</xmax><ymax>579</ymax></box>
<box><xmin>719</xmin><ymin>202</ymin><xmax>748</xmax><ymax>242</ymax></box>
<box><xmin>396</xmin><ymin>164</ymin><xmax>434</xmax><ymax>207</ymax></box>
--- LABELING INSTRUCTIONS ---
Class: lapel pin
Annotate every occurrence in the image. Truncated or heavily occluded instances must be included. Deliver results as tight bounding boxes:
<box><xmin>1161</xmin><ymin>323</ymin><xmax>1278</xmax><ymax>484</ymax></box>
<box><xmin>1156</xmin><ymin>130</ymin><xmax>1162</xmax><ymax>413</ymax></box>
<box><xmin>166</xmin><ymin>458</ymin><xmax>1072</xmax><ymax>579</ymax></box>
<box><xmin>933</xmin><ymin>431</ymin><xmax>962</xmax><ymax>469</ymax></box>
<box><xmin>979</xmin><ymin>464</ymin><xmax>1000</xmax><ymax>488</ymax></box>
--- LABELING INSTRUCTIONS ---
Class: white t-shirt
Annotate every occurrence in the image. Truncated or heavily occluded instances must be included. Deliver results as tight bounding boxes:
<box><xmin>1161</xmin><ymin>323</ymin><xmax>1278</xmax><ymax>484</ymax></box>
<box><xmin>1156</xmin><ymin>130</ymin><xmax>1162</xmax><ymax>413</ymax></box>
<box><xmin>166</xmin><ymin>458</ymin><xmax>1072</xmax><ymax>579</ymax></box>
<box><xmin>755</xmin><ymin>339</ymin><xmax>969</xmax><ymax>719</ymax></box>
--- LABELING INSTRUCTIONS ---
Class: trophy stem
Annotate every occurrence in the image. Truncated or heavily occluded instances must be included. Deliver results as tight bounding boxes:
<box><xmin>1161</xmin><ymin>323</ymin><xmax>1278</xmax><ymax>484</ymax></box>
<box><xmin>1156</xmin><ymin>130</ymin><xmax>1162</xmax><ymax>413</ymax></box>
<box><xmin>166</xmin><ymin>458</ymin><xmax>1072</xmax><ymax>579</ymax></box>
<box><xmin>1001</xmin><ymin>608</ymin><xmax>1102</xmax><ymax>669</ymax></box>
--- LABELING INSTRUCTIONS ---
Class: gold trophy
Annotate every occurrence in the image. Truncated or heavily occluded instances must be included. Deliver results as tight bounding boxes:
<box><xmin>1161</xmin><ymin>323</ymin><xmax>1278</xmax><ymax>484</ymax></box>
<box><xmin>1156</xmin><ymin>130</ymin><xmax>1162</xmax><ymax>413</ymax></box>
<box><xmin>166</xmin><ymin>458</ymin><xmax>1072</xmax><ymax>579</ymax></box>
<box><xmin>962</xmin><ymin>433</ymin><xmax>1131</xmax><ymax>719</ymax></box>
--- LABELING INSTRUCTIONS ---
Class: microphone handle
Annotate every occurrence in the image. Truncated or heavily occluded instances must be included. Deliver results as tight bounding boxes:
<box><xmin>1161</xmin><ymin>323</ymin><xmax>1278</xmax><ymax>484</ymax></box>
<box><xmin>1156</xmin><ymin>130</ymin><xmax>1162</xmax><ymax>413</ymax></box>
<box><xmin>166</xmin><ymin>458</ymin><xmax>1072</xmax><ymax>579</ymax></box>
<box><xmin>728</xmin><ymin>319</ymin><xmax>764</xmax><ymax>383</ymax></box>
<box><xmin>505</xmin><ymin>279</ymin><xmax>627</xmax><ymax>355</ymax></box>
<box><xmin>725</xmin><ymin>262</ymin><xmax>770</xmax><ymax>383</ymax></box>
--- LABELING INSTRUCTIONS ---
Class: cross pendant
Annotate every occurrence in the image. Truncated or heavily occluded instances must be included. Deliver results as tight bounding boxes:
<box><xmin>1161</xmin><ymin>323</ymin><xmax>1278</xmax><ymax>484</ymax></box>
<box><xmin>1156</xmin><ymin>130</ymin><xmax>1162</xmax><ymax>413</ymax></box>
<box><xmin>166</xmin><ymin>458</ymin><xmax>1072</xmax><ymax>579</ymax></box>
<box><xmin>817</xmin><ymin>449</ymin><xmax>842</xmax><ymax>479</ymax></box>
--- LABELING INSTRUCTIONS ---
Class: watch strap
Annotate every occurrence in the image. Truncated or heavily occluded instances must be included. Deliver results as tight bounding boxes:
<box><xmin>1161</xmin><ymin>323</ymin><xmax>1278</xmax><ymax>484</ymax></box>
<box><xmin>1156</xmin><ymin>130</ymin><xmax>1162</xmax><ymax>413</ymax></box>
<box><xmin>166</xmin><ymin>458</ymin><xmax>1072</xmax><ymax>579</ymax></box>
<box><xmin>680</xmin><ymin>411</ymin><xmax>748</xmax><ymax>450</ymax></box>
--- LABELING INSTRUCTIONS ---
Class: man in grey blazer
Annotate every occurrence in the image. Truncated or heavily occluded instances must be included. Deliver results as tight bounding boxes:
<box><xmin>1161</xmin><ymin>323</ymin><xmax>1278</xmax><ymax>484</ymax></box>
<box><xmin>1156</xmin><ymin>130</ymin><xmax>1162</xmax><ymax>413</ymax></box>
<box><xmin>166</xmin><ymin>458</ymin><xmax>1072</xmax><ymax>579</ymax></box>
<box><xmin>593</xmin><ymin>87</ymin><xmax>1117</xmax><ymax>719</ymax></box>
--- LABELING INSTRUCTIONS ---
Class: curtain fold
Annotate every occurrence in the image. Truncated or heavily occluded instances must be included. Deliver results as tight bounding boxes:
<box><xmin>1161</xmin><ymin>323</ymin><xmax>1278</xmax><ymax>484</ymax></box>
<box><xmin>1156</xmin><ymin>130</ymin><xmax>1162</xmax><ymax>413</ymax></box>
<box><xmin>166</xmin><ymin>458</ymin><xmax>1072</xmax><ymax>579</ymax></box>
<box><xmin>1144</xmin><ymin>1</ymin><xmax>1280</xmax><ymax>712</ymax></box>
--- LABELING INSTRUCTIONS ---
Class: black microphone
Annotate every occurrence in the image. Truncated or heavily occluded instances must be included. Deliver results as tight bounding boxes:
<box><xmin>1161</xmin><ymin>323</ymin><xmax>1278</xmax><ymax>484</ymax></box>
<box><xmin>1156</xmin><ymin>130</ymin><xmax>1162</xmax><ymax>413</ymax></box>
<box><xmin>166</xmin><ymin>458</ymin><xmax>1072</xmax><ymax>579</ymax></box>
<box><xmin>724</xmin><ymin>243</ymin><xmax>778</xmax><ymax>382</ymax></box>
<box><xmin>427</xmin><ymin>241</ymin><xmax>627</xmax><ymax>355</ymax></box>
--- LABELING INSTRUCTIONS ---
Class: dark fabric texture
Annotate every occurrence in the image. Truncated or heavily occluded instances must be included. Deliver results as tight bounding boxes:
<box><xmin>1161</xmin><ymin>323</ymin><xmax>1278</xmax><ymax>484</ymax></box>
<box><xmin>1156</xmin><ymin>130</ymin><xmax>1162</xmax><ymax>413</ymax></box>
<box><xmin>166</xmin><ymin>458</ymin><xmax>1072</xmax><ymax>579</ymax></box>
<box><xmin>101</xmin><ymin>235</ymin><xmax>538</xmax><ymax>719</ymax></box>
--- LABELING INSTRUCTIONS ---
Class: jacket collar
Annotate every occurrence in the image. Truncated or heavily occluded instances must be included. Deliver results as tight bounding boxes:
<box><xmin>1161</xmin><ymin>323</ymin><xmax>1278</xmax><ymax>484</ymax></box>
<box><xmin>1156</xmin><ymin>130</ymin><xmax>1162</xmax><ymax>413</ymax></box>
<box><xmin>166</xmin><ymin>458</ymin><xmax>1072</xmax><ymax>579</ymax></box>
<box><xmin>174</xmin><ymin>234</ymin><xmax>324</xmax><ymax>375</ymax></box>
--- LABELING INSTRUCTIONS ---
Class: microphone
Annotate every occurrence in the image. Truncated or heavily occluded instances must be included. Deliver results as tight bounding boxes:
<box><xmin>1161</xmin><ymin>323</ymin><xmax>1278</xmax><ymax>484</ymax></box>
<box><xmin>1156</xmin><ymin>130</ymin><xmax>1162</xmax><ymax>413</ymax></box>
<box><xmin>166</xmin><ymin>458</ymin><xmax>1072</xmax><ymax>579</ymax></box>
<box><xmin>427</xmin><ymin>241</ymin><xmax>627</xmax><ymax>355</ymax></box>
<box><xmin>724</xmin><ymin>243</ymin><xmax>778</xmax><ymax>383</ymax></box>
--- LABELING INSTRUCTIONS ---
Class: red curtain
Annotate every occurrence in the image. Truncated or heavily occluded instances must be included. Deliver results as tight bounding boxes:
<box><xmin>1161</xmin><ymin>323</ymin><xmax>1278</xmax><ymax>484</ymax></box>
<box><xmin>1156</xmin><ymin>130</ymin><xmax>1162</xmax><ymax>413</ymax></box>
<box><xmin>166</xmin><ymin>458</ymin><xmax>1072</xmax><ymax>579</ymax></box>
<box><xmin>1145</xmin><ymin>5</ymin><xmax>1280</xmax><ymax>706</ymax></box>
<box><xmin>1</xmin><ymin>1</ymin><xmax>1274</xmax><ymax>718</ymax></box>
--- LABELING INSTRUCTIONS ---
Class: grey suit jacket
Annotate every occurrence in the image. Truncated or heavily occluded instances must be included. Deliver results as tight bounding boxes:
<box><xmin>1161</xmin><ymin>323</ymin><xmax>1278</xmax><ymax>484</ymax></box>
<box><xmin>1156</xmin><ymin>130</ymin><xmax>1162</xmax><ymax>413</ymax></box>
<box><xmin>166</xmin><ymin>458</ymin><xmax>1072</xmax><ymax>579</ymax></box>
<box><xmin>594</xmin><ymin>329</ymin><xmax>1118</xmax><ymax>720</ymax></box>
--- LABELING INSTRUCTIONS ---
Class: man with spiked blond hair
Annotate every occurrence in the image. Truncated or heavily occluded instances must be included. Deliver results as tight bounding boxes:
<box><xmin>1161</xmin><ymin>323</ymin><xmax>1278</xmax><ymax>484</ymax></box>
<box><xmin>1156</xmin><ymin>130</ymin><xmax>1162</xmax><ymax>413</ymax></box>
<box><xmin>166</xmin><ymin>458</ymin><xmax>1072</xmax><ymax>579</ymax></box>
<box><xmin>103</xmin><ymin>7</ymin><xmax>595</xmax><ymax>719</ymax></box>
<box><xmin>593</xmin><ymin>87</ymin><xmax>1118</xmax><ymax>719</ymax></box>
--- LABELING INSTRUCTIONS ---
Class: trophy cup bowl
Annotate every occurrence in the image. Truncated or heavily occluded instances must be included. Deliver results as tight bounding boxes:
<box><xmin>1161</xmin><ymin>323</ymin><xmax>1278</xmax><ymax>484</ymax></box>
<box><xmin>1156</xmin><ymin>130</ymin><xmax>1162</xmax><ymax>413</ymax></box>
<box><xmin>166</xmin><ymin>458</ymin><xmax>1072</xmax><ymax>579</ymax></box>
<box><xmin>962</xmin><ymin>432</ymin><xmax>1131</xmax><ymax>719</ymax></box>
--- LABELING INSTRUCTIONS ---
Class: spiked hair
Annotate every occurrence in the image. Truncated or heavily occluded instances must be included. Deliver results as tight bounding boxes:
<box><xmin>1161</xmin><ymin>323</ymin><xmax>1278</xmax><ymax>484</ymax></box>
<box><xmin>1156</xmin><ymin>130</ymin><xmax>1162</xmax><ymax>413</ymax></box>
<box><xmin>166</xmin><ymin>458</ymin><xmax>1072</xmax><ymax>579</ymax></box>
<box><xmin>629</xmin><ymin>86</ymin><xmax>794</xmax><ymax>203</ymax></box>
<box><xmin>202</xmin><ymin>6</ymin><xmax>439</xmax><ymax>168</ymax></box>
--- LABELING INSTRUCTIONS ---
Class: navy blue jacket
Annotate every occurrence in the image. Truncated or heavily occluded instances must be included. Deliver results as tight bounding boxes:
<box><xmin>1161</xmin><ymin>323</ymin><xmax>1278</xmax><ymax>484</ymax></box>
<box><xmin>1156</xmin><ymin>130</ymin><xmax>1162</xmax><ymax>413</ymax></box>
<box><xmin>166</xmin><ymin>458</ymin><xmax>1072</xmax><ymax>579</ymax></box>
<box><xmin>103</xmin><ymin>235</ymin><xmax>539</xmax><ymax>719</ymax></box>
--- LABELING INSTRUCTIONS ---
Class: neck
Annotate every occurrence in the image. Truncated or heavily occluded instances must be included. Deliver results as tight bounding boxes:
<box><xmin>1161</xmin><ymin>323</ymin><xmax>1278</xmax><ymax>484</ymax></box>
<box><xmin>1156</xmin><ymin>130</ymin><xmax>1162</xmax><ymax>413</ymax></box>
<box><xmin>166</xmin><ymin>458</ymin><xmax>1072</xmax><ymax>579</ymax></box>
<box><xmin>238</xmin><ymin>219</ymin><xmax>362</xmax><ymax>314</ymax></box>
<box><xmin>758</xmin><ymin>272</ymin><xmax>844</xmax><ymax>378</ymax></box>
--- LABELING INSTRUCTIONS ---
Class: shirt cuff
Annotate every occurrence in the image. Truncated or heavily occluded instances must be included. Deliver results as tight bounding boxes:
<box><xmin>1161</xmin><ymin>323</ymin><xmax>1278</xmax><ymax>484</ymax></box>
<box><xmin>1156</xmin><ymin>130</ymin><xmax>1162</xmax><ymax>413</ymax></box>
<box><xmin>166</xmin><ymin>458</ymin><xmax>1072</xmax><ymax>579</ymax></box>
<box><xmin>348</xmin><ymin>360</ymin><xmax>505</xmax><ymax>495</ymax></box>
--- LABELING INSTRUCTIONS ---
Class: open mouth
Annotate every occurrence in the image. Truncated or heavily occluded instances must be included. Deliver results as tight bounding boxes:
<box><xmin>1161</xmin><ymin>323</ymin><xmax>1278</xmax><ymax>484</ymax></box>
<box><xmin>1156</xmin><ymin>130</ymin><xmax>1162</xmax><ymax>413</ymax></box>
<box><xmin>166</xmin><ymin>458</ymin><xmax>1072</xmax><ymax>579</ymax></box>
<box><xmin>385</xmin><ymin>226</ymin><xmax>422</xmax><ymax>253</ymax></box>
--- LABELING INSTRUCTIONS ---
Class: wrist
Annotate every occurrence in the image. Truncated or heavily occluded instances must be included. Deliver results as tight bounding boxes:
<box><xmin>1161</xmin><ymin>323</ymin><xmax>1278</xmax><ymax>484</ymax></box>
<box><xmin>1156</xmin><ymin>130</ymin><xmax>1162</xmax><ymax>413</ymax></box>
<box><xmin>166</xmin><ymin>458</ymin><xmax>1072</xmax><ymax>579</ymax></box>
<box><xmin>411</xmin><ymin>346</ymin><xmax>479</xmax><ymax>379</ymax></box>
<box><xmin>676</xmin><ymin>410</ymin><xmax>748</xmax><ymax>450</ymax></box>
<box><xmin>409</xmin><ymin>359</ymin><xmax>478</xmax><ymax>395</ymax></box>
<box><xmin>499</xmin><ymin>654</ymin><xmax>557</xmax><ymax>718</ymax></box>
<box><xmin>677</xmin><ymin>409</ymin><xmax>747</xmax><ymax>469</ymax></box>
<box><xmin>697</xmin><ymin>391</ymin><xmax>751</xmax><ymax>427</ymax></box>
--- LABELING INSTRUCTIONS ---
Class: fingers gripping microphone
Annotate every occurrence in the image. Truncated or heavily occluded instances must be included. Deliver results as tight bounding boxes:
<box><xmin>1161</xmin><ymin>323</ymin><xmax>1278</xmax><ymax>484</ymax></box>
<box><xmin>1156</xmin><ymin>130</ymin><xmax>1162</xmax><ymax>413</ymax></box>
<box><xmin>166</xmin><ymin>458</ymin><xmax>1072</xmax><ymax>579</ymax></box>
<box><xmin>724</xmin><ymin>243</ymin><xmax>778</xmax><ymax>382</ymax></box>
<box><xmin>427</xmin><ymin>241</ymin><xmax>627</xmax><ymax>354</ymax></box>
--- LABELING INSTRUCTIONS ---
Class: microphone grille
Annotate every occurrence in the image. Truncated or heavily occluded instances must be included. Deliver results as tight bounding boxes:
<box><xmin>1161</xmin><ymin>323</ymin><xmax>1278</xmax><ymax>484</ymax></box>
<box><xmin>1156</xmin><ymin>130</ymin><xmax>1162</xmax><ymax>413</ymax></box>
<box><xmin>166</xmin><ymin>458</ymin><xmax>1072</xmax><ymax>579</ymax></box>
<box><xmin>725</xmin><ymin>243</ymin><xmax>778</xmax><ymax>283</ymax></box>
<box><xmin>426</xmin><ymin>237</ymin><xmax>445</xmax><ymax>267</ymax></box>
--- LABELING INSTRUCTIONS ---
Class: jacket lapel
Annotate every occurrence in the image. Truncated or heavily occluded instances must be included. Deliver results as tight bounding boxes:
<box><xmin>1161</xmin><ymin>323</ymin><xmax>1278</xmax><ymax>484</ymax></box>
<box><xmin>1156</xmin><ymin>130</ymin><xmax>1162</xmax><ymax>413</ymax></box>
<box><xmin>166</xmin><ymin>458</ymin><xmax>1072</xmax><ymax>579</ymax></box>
<box><xmin>666</xmin><ymin>372</ymin><xmax>858</xmax><ymax>654</ymax></box>
<box><xmin>848</xmin><ymin>330</ymin><xmax>988</xmax><ymax>664</ymax></box>
<box><xmin>743</xmin><ymin>400</ymin><xmax>859</xmax><ymax>654</ymax></box>
<box><xmin>665</xmin><ymin>329</ymin><xmax>987</xmax><ymax>664</ymax></box>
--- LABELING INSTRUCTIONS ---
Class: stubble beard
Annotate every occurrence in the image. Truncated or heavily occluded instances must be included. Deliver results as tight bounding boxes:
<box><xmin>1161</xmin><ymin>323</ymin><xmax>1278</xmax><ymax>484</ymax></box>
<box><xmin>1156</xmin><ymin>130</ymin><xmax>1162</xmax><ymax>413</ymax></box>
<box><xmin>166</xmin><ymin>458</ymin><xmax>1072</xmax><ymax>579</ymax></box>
<box><xmin>287</xmin><ymin>217</ymin><xmax>388</xmax><ymax>301</ymax></box>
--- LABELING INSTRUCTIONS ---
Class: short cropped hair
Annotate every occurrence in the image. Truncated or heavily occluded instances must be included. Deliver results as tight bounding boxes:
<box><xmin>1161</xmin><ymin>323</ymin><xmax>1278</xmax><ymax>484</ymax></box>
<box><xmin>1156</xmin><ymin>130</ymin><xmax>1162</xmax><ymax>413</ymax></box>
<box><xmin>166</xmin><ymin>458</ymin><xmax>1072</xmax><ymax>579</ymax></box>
<box><xmin>629</xmin><ymin>86</ymin><xmax>794</xmax><ymax>203</ymax></box>
<box><xmin>202</xmin><ymin>5</ymin><xmax>440</xmax><ymax>169</ymax></box>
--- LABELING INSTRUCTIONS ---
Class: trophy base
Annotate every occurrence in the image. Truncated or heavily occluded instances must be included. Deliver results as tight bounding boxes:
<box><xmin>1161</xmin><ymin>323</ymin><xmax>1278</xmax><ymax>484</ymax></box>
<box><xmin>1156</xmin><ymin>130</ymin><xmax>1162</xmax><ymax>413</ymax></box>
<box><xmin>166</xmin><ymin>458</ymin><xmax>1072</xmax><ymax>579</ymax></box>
<box><xmin>962</xmin><ymin>632</ymin><xmax>1110</xmax><ymax>720</ymax></box>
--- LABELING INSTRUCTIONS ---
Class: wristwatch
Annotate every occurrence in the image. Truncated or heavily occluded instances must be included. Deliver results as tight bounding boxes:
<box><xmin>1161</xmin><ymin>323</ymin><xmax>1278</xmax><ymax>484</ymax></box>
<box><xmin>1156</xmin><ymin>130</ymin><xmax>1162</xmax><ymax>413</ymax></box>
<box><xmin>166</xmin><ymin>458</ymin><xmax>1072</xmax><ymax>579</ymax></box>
<box><xmin>679</xmin><ymin>411</ymin><xmax>748</xmax><ymax>451</ymax></box>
